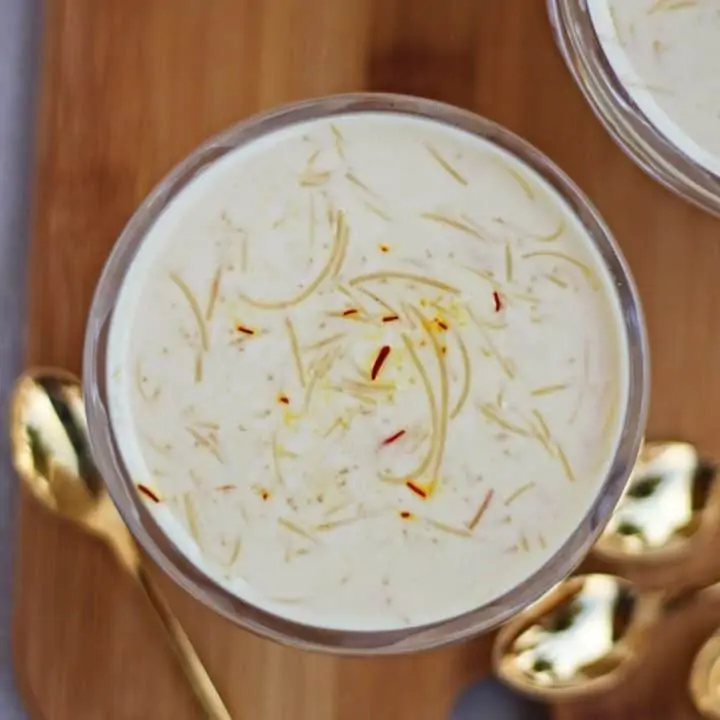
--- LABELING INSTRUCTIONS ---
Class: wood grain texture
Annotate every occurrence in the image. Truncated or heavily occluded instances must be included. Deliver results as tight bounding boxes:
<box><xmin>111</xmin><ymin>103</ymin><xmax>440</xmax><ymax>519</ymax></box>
<box><xmin>14</xmin><ymin>0</ymin><xmax>720</xmax><ymax>718</ymax></box>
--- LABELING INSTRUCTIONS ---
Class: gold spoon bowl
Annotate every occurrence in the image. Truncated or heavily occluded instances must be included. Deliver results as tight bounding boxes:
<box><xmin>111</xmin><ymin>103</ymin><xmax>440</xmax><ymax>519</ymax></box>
<box><xmin>9</xmin><ymin>367</ymin><xmax>232</xmax><ymax>720</ymax></box>
<box><xmin>691</xmin><ymin>627</ymin><xmax>720</xmax><ymax>720</ymax></box>
<box><xmin>493</xmin><ymin>573</ymin><xmax>658</xmax><ymax>701</ymax></box>
<box><xmin>593</xmin><ymin>440</ymin><xmax>720</xmax><ymax>564</ymax></box>
<box><xmin>494</xmin><ymin>572</ymin><xmax>720</xmax><ymax>712</ymax></box>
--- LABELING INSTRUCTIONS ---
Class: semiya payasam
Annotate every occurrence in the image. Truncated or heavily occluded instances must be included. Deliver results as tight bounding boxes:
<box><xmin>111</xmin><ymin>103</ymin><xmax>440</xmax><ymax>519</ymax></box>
<box><xmin>588</xmin><ymin>0</ymin><xmax>720</xmax><ymax>177</ymax></box>
<box><xmin>107</xmin><ymin>112</ymin><xmax>628</xmax><ymax>631</ymax></box>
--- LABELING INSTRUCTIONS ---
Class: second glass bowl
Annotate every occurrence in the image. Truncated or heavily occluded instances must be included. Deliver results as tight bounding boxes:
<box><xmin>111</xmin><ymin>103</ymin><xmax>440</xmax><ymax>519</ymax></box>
<box><xmin>548</xmin><ymin>0</ymin><xmax>720</xmax><ymax>217</ymax></box>
<box><xmin>83</xmin><ymin>92</ymin><xmax>649</xmax><ymax>654</ymax></box>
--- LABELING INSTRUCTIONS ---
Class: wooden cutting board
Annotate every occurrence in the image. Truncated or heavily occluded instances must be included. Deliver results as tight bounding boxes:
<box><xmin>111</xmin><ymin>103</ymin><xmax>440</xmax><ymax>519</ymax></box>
<box><xmin>13</xmin><ymin>1</ymin><xmax>720</xmax><ymax>718</ymax></box>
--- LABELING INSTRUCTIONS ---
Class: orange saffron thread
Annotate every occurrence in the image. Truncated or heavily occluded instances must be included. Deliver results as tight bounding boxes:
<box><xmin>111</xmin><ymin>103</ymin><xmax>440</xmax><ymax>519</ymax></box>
<box><xmin>381</xmin><ymin>429</ymin><xmax>406</xmax><ymax>446</ymax></box>
<box><xmin>382</xmin><ymin>314</ymin><xmax>400</xmax><ymax>323</ymax></box>
<box><xmin>236</xmin><ymin>324</ymin><xmax>255</xmax><ymax>335</ymax></box>
<box><xmin>260</xmin><ymin>490</ymin><xmax>270</xmax><ymax>501</ymax></box>
<box><xmin>399</xmin><ymin>511</ymin><xmax>412</xmax><ymax>519</ymax></box>
<box><xmin>492</xmin><ymin>291</ymin><xmax>502</xmax><ymax>312</ymax></box>
<box><xmin>137</xmin><ymin>484</ymin><xmax>161</xmax><ymax>503</ymax></box>
<box><xmin>406</xmin><ymin>481</ymin><xmax>428</xmax><ymax>499</ymax></box>
<box><xmin>435</xmin><ymin>318</ymin><xmax>449</xmax><ymax>330</ymax></box>
<box><xmin>278</xmin><ymin>395</ymin><xmax>290</xmax><ymax>405</ymax></box>
<box><xmin>371</xmin><ymin>345</ymin><xmax>391</xmax><ymax>380</ymax></box>
<box><xmin>342</xmin><ymin>308</ymin><xmax>359</xmax><ymax>316</ymax></box>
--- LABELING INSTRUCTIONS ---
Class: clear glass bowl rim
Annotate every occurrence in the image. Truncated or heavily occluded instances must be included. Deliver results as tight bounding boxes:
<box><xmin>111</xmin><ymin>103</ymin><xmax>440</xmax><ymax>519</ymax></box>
<box><xmin>83</xmin><ymin>92</ymin><xmax>649</xmax><ymax>655</ymax></box>
<box><xmin>547</xmin><ymin>0</ymin><xmax>720</xmax><ymax>217</ymax></box>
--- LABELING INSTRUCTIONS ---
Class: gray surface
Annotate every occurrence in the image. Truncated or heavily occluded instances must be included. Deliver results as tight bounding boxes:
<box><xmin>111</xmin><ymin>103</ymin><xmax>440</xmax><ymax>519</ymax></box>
<box><xmin>0</xmin><ymin>2</ymin><xmax>544</xmax><ymax>718</ymax></box>
<box><xmin>453</xmin><ymin>680</ymin><xmax>549</xmax><ymax>720</ymax></box>
<box><xmin>0</xmin><ymin>0</ymin><xmax>40</xmax><ymax>717</ymax></box>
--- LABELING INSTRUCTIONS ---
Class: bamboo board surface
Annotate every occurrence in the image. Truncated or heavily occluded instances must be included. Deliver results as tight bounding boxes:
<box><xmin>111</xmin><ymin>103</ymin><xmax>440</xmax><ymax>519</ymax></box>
<box><xmin>14</xmin><ymin>1</ymin><xmax>720</xmax><ymax>718</ymax></box>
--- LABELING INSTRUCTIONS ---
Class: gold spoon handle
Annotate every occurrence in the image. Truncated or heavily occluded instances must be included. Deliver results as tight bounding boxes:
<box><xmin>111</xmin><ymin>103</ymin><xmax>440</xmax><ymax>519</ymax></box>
<box><xmin>136</xmin><ymin>567</ymin><xmax>233</xmax><ymax>720</ymax></box>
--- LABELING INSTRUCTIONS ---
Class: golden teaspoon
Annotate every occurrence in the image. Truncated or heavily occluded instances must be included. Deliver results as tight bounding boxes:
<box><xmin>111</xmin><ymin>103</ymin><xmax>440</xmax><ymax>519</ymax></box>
<box><xmin>593</xmin><ymin>440</ymin><xmax>719</xmax><ymax>564</ymax></box>
<box><xmin>9</xmin><ymin>368</ymin><xmax>232</xmax><ymax>720</ymax></box>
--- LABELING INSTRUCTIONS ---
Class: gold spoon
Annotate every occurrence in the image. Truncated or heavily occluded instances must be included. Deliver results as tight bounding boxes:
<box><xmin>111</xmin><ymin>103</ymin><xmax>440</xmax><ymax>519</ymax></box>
<box><xmin>593</xmin><ymin>440</ymin><xmax>719</xmax><ymax>563</ymax></box>
<box><xmin>492</xmin><ymin>572</ymin><xmax>712</xmax><ymax>703</ymax></box>
<box><xmin>9</xmin><ymin>368</ymin><xmax>232</xmax><ymax>720</ymax></box>
<box><xmin>691</xmin><ymin>628</ymin><xmax>720</xmax><ymax>719</ymax></box>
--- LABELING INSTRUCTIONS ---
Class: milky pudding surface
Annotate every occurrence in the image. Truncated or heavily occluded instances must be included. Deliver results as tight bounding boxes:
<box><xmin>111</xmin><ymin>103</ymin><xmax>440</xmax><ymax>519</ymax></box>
<box><xmin>589</xmin><ymin>0</ymin><xmax>720</xmax><ymax>176</ymax></box>
<box><xmin>107</xmin><ymin>112</ymin><xmax>628</xmax><ymax>630</ymax></box>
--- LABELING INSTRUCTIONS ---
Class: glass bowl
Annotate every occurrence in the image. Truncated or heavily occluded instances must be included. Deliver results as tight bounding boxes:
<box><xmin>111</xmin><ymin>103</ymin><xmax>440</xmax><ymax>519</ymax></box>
<box><xmin>83</xmin><ymin>93</ymin><xmax>649</xmax><ymax>654</ymax></box>
<box><xmin>547</xmin><ymin>0</ymin><xmax>720</xmax><ymax>217</ymax></box>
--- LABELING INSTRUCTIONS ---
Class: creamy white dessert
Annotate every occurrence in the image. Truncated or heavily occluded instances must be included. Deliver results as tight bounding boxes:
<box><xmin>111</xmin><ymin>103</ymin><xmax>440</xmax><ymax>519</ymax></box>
<box><xmin>107</xmin><ymin>112</ymin><xmax>627</xmax><ymax>631</ymax></box>
<box><xmin>588</xmin><ymin>0</ymin><xmax>720</xmax><ymax>176</ymax></box>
